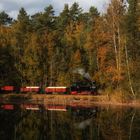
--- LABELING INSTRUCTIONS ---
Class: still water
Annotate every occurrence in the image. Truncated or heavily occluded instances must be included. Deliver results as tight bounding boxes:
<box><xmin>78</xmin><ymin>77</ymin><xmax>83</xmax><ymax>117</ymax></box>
<box><xmin>0</xmin><ymin>103</ymin><xmax>139</xmax><ymax>140</ymax></box>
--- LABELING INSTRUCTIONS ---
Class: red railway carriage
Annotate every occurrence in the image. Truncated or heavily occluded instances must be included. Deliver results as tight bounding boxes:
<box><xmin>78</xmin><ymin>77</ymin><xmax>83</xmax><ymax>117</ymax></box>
<box><xmin>20</xmin><ymin>86</ymin><xmax>40</xmax><ymax>93</ymax></box>
<box><xmin>45</xmin><ymin>87</ymin><xmax>68</xmax><ymax>94</ymax></box>
<box><xmin>0</xmin><ymin>86</ymin><xmax>14</xmax><ymax>92</ymax></box>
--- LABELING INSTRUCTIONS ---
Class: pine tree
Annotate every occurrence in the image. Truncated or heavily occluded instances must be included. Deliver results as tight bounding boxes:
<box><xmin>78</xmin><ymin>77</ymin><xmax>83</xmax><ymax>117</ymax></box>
<box><xmin>11</xmin><ymin>8</ymin><xmax>31</xmax><ymax>85</ymax></box>
<box><xmin>0</xmin><ymin>11</ymin><xmax>12</xmax><ymax>25</ymax></box>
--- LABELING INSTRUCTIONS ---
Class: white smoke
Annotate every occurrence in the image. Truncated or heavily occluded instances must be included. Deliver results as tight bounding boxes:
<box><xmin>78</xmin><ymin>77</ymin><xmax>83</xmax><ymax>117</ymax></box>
<box><xmin>73</xmin><ymin>68</ymin><xmax>92</xmax><ymax>81</ymax></box>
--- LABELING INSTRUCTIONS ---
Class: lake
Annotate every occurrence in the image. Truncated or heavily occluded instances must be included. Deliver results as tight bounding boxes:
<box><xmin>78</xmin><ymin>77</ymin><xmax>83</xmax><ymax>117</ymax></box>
<box><xmin>0</xmin><ymin>103</ymin><xmax>139</xmax><ymax>140</ymax></box>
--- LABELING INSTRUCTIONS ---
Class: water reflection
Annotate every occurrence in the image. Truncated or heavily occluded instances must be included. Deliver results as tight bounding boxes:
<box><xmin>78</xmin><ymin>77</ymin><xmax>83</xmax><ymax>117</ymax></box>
<box><xmin>0</xmin><ymin>103</ymin><xmax>139</xmax><ymax>140</ymax></box>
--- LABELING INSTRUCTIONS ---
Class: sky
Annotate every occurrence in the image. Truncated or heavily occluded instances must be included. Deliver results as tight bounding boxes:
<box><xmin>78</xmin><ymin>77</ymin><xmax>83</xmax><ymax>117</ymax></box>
<box><xmin>0</xmin><ymin>0</ymin><xmax>110</xmax><ymax>19</ymax></box>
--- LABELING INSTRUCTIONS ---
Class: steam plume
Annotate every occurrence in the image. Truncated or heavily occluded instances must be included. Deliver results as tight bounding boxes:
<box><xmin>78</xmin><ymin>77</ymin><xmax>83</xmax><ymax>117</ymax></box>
<box><xmin>73</xmin><ymin>68</ymin><xmax>92</xmax><ymax>81</ymax></box>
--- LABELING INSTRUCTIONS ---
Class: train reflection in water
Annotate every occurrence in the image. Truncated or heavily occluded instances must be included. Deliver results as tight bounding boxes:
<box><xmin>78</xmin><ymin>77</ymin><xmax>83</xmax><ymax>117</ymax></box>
<box><xmin>0</xmin><ymin>103</ymin><xmax>98</xmax><ymax>131</ymax></box>
<box><xmin>0</xmin><ymin>104</ymin><xmax>138</xmax><ymax>140</ymax></box>
<box><xmin>0</xmin><ymin>103</ymin><xmax>97</xmax><ymax>111</ymax></box>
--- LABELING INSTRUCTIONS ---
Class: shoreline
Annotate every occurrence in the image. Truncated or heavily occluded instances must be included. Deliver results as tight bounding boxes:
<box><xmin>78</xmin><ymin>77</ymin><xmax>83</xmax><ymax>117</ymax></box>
<box><xmin>0</xmin><ymin>94</ymin><xmax>140</xmax><ymax>108</ymax></box>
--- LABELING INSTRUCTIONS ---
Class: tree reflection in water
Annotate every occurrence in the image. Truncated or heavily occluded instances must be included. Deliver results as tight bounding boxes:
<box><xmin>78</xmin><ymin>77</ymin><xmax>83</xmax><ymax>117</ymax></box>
<box><xmin>0</xmin><ymin>104</ymin><xmax>139</xmax><ymax>140</ymax></box>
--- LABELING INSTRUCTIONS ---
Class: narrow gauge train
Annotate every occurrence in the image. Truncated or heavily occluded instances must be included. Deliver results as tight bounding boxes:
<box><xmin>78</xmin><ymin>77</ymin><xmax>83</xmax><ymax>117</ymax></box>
<box><xmin>0</xmin><ymin>81</ymin><xmax>97</xmax><ymax>95</ymax></box>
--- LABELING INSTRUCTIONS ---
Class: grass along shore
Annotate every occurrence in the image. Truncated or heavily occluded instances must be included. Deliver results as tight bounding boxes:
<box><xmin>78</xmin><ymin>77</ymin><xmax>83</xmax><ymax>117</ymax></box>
<box><xmin>0</xmin><ymin>93</ymin><xmax>140</xmax><ymax>108</ymax></box>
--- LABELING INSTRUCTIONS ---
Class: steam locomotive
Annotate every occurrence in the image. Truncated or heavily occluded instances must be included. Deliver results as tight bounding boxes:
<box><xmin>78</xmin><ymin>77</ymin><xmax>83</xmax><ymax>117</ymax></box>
<box><xmin>0</xmin><ymin>80</ymin><xmax>97</xmax><ymax>95</ymax></box>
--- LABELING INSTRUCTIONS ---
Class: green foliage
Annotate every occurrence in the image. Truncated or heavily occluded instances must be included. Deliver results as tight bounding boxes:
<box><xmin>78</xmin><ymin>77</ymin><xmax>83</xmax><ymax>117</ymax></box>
<box><xmin>0</xmin><ymin>11</ymin><xmax>12</xmax><ymax>25</ymax></box>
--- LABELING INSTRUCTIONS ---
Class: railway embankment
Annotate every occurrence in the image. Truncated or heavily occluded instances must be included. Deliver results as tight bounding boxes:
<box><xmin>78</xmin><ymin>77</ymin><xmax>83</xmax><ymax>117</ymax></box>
<box><xmin>0</xmin><ymin>94</ymin><xmax>140</xmax><ymax>108</ymax></box>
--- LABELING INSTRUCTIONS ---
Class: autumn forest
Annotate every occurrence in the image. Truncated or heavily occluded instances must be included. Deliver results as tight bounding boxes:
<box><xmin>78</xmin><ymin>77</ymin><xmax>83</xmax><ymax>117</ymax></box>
<box><xmin>0</xmin><ymin>0</ymin><xmax>140</xmax><ymax>99</ymax></box>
